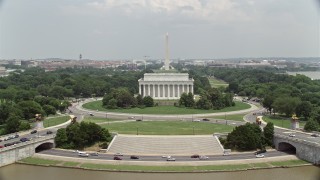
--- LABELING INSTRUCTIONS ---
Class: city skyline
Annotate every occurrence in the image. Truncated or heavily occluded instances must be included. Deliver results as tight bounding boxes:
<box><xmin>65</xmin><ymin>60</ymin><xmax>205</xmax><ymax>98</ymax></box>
<box><xmin>0</xmin><ymin>0</ymin><xmax>319</xmax><ymax>60</ymax></box>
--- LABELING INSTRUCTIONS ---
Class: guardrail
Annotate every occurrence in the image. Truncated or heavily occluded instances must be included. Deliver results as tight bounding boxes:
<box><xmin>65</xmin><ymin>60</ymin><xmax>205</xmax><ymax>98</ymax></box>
<box><xmin>0</xmin><ymin>134</ymin><xmax>56</xmax><ymax>152</ymax></box>
<box><xmin>274</xmin><ymin>134</ymin><xmax>320</xmax><ymax>147</ymax></box>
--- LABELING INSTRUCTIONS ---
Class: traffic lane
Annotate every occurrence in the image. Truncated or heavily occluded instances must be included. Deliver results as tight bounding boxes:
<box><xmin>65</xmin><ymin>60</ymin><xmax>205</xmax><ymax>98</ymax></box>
<box><xmin>0</xmin><ymin>130</ymin><xmax>56</xmax><ymax>146</ymax></box>
<box><xmin>39</xmin><ymin>149</ymin><xmax>289</xmax><ymax>162</ymax></box>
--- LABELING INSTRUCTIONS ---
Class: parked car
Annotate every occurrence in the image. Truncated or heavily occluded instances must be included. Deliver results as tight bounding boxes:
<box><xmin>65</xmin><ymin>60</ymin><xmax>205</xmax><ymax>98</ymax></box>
<box><xmin>311</xmin><ymin>134</ymin><xmax>320</xmax><ymax>137</ymax></box>
<box><xmin>130</xmin><ymin>155</ymin><xmax>139</xmax><ymax>159</ymax></box>
<box><xmin>30</xmin><ymin>130</ymin><xmax>37</xmax><ymax>134</ymax></box>
<box><xmin>254</xmin><ymin>149</ymin><xmax>267</xmax><ymax>155</ymax></box>
<box><xmin>202</xmin><ymin>118</ymin><xmax>210</xmax><ymax>121</ymax></box>
<box><xmin>114</xmin><ymin>156</ymin><xmax>122</xmax><ymax>160</ymax></box>
<box><xmin>46</xmin><ymin>131</ymin><xmax>53</xmax><ymax>134</ymax></box>
<box><xmin>255</xmin><ymin>154</ymin><xmax>265</xmax><ymax>158</ymax></box>
<box><xmin>199</xmin><ymin>156</ymin><xmax>209</xmax><ymax>160</ymax></box>
<box><xmin>191</xmin><ymin>154</ymin><xmax>200</xmax><ymax>158</ymax></box>
<box><xmin>114</xmin><ymin>152</ymin><xmax>123</xmax><ymax>156</ymax></box>
<box><xmin>167</xmin><ymin>157</ymin><xmax>176</xmax><ymax>161</ymax></box>
<box><xmin>20</xmin><ymin>137</ymin><xmax>30</xmax><ymax>142</ymax></box>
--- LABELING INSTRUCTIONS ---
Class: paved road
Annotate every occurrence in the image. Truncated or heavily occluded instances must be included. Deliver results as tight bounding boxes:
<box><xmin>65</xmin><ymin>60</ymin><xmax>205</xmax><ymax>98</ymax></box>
<box><xmin>39</xmin><ymin>149</ymin><xmax>290</xmax><ymax>162</ymax></box>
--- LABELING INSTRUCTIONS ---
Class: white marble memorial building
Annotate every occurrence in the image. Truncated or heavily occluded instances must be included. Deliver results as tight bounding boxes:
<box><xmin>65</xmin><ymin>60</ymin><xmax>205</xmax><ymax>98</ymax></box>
<box><xmin>138</xmin><ymin>73</ymin><xmax>194</xmax><ymax>100</ymax></box>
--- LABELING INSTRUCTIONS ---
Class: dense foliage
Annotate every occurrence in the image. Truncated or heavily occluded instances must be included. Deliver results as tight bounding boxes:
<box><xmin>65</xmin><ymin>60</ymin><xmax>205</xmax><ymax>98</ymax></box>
<box><xmin>224</xmin><ymin>122</ymin><xmax>274</xmax><ymax>150</ymax></box>
<box><xmin>54</xmin><ymin>122</ymin><xmax>112</xmax><ymax>149</ymax></box>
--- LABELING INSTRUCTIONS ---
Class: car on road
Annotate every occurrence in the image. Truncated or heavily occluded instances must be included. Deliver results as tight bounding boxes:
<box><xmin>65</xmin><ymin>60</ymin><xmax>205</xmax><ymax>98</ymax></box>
<box><xmin>114</xmin><ymin>153</ymin><xmax>123</xmax><ymax>156</ymax></box>
<box><xmin>202</xmin><ymin>118</ymin><xmax>210</xmax><ymax>121</ymax></box>
<box><xmin>128</xmin><ymin>116</ymin><xmax>135</xmax><ymax>119</ymax></box>
<box><xmin>20</xmin><ymin>137</ymin><xmax>30</xmax><ymax>142</ymax></box>
<box><xmin>192</xmin><ymin>119</ymin><xmax>200</xmax><ymax>122</ymax></box>
<box><xmin>0</xmin><ymin>145</ymin><xmax>4</xmax><ymax>148</ymax></box>
<box><xmin>191</xmin><ymin>154</ymin><xmax>200</xmax><ymax>158</ymax></box>
<box><xmin>289</xmin><ymin>134</ymin><xmax>296</xmax><ymax>137</ymax></box>
<box><xmin>78</xmin><ymin>152</ymin><xmax>89</xmax><ymax>157</ymax></box>
<box><xmin>254</xmin><ymin>149</ymin><xmax>267</xmax><ymax>155</ymax></box>
<box><xmin>46</xmin><ymin>131</ymin><xmax>53</xmax><ymax>135</ymax></box>
<box><xmin>130</xmin><ymin>155</ymin><xmax>139</xmax><ymax>159</ymax></box>
<box><xmin>223</xmin><ymin>152</ymin><xmax>230</xmax><ymax>156</ymax></box>
<box><xmin>162</xmin><ymin>155</ymin><xmax>171</xmax><ymax>158</ymax></box>
<box><xmin>199</xmin><ymin>156</ymin><xmax>209</xmax><ymax>160</ymax></box>
<box><xmin>14</xmin><ymin>134</ymin><xmax>19</xmax><ymax>138</ymax></box>
<box><xmin>167</xmin><ymin>157</ymin><xmax>176</xmax><ymax>161</ymax></box>
<box><xmin>136</xmin><ymin>119</ymin><xmax>142</xmax><ymax>121</ymax></box>
<box><xmin>90</xmin><ymin>152</ymin><xmax>99</xmax><ymax>156</ymax></box>
<box><xmin>30</xmin><ymin>130</ymin><xmax>37</xmax><ymax>134</ymax></box>
<box><xmin>114</xmin><ymin>156</ymin><xmax>122</xmax><ymax>160</ymax></box>
<box><xmin>89</xmin><ymin>113</ymin><xmax>94</xmax><ymax>116</ymax></box>
<box><xmin>255</xmin><ymin>154</ymin><xmax>265</xmax><ymax>158</ymax></box>
<box><xmin>311</xmin><ymin>133</ymin><xmax>320</xmax><ymax>137</ymax></box>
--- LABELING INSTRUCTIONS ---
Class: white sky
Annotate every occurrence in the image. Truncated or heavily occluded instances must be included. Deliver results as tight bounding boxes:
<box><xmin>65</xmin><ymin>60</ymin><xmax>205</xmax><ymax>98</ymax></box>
<box><xmin>0</xmin><ymin>0</ymin><xmax>319</xmax><ymax>60</ymax></box>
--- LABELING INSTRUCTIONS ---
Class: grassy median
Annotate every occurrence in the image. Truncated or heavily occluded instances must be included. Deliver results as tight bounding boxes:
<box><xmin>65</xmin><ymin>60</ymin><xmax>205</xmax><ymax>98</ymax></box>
<box><xmin>19</xmin><ymin>157</ymin><xmax>310</xmax><ymax>172</ymax></box>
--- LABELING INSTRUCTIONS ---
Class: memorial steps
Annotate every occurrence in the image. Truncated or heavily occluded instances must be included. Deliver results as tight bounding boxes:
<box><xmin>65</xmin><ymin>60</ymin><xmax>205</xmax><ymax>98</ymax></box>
<box><xmin>107</xmin><ymin>134</ymin><xmax>224</xmax><ymax>155</ymax></box>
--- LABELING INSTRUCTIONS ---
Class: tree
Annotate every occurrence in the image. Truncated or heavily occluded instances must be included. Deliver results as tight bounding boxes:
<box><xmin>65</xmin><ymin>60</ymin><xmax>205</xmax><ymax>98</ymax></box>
<box><xmin>295</xmin><ymin>101</ymin><xmax>312</xmax><ymax>120</ymax></box>
<box><xmin>102</xmin><ymin>88</ymin><xmax>137</xmax><ymax>108</ymax></box>
<box><xmin>179</xmin><ymin>92</ymin><xmax>195</xmax><ymax>107</ymax></box>
<box><xmin>262</xmin><ymin>95</ymin><xmax>274</xmax><ymax>114</ymax></box>
<box><xmin>272</xmin><ymin>97</ymin><xmax>301</xmax><ymax>117</ymax></box>
<box><xmin>304</xmin><ymin>119</ymin><xmax>319</xmax><ymax>132</ymax></box>
<box><xmin>136</xmin><ymin>94</ymin><xmax>144</xmax><ymax>106</ymax></box>
<box><xmin>263</xmin><ymin>122</ymin><xmax>274</xmax><ymax>146</ymax></box>
<box><xmin>43</xmin><ymin>105</ymin><xmax>56</xmax><ymax>116</ymax></box>
<box><xmin>55</xmin><ymin>128</ymin><xmax>69</xmax><ymax>148</ymax></box>
<box><xmin>5</xmin><ymin>115</ymin><xmax>21</xmax><ymax>134</ymax></box>
<box><xmin>196</xmin><ymin>94</ymin><xmax>212</xmax><ymax>110</ymax></box>
<box><xmin>224</xmin><ymin>123</ymin><xmax>263</xmax><ymax>151</ymax></box>
<box><xmin>18</xmin><ymin>101</ymin><xmax>45</xmax><ymax>120</ymax></box>
<box><xmin>143</xmin><ymin>96</ymin><xmax>154</xmax><ymax>107</ymax></box>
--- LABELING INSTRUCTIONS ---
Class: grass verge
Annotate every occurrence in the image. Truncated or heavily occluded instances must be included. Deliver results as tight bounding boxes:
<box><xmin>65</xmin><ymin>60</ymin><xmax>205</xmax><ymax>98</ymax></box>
<box><xmin>18</xmin><ymin>157</ymin><xmax>311</xmax><ymax>172</ymax></box>
<box><xmin>83</xmin><ymin>117</ymin><xmax>122</xmax><ymax>123</ymax></box>
<box><xmin>82</xmin><ymin>101</ymin><xmax>251</xmax><ymax>115</ymax></box>
<box><xmin>43</xmin><ymin>116</ymin><xmax>70</xmax><ymax>128</ymax></box>
<box><xmin>262</xmin><ymin>116</ymin><xmax>306</xmax><ymax>129</ymax></box>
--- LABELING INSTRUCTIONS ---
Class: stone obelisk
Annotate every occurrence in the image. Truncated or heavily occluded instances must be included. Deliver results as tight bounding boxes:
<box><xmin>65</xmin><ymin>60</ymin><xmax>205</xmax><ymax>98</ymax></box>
<box><xmin>165</xmin><ymin>33</ymin><xmax>169</xmax><ymax>70</ymax></box>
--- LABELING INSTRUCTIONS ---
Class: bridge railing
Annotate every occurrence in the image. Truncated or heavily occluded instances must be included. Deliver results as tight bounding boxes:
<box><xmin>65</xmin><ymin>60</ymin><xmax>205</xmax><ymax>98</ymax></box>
<box><xmin>274</xmin><ymin>134</ymin><xmax>320</xmax><ymax>147</ymax></box>
<box><xmin>0</xmin><ymin>135</ymin><xmax>56</xmax><ymax>152</ymax></box>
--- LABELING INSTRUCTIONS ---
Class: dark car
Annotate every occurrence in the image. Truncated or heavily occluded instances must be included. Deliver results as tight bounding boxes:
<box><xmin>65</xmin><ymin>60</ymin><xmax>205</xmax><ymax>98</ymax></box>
<box><xmin>0</xmin><ymin>145</ymin><xmax>4</xmax><ymax>148</ymax></box>
<box><xmin>89</xmin><ymin>113</ymin><xmax>94</xmax><ymax>116</ymax></box>
<box><xmin>4</xmin><ymin>142</ymin><xmax>14</xmax><ymax>147</ymax></box>
<box><xmin>30</xmin><ymin>130</ymin><xmax>37</xmax><ymax>134</ymax></box>
<box><xmin>130</xmin><ymin>155</ymin><xmax>139</xmax><ymax>159</ymax></box>
<box><xmin>14</xmin><ymin>134</ymin><xmax>19</xmax><ymax>138</ymax></box>
<box><xmin>46</xmin><ymin>131</ymin><xmax>53</xmax><ymax>134</ymax></box>
<box><xmin>136</xmin><ymin>119</ymin><xmax>142</xmax><ymax>122</ymax></box>
<box><xmin>90</xmin><ymin>152</ymin><xmax>99</xmax><ymax>156</ymax></box>
<box><xmin>202</xmin><ymin>118</ymin><xmax>210</xmax><ymax>121</ymax></box>
<box><xmin>20</xmin><ymin>137</ymin><xmax>30</xmax><ymax>142</ymax></box>
<box><xmin>311</xmin><ymin>134</ymin><xmax>320</xmax><ymax>137</ymax></box>
<box><xmin>255</xmin><ymin>149</ymin><xmax>267</xmax><ymax>155</ymax></box>
<box><xmin>191</xmin><ymin>154</ymin><xmax>200</xmax><ymax>158</ymax></box>
<box><xmin>114</xmin><ymin>156</ymin><xmax>122</xmax><ymax>160</ymax></box>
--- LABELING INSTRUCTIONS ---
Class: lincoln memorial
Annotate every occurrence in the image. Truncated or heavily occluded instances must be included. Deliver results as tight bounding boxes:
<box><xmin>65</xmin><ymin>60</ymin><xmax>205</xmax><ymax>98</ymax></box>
<box><xmin>138</xmin><ymin>73</ymin><xmax>194</xmax><ymax>100</ymax></box>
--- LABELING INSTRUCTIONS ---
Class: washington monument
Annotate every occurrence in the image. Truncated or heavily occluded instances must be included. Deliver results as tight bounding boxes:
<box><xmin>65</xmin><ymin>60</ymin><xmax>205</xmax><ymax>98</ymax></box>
<box><xmin>165</xmin><ymin>32</ymin><xmax>170</xmax><ymax>70</ymax></box>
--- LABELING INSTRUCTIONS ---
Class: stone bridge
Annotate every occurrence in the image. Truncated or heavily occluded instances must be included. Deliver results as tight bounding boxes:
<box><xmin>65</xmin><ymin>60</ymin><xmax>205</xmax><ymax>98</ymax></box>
<box><xmin>274</xmin><ymin>134</ymin><xmax>320</xmax><ymax>165</ymax></box>
<box><xmin>0</xmin><ymin>135</ymin><xmax>55</xmax><ymax>167</ymax></box>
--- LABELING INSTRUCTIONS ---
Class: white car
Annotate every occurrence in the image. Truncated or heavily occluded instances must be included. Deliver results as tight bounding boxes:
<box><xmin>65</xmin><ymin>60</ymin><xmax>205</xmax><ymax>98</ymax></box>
<box><xmin>199</xmin><ymin>156</ymin><xmax>209</xmax><ymax>160</ymax></box>
<box><xmin>78</xmin><ymin>152</ymin><xmax>89</xmax><ymax>157</ymax></box>
<box><xmin>167</xmin><ymin>157</ymin><xmax>176</xmax><ymax>161</ymax></box>
<box><xmin>223</xmin><ymin>153</ymin><xmax>230</xmax><ymax>156</ymax></box>
<box><xmin>255</xmin><ymin>154</ymin><xmax>265</xmax><ymax>158</ymax></box>
<box><xmin>162</xmin><ymin>155</ymin><xmax>171</xmax><ymax>158</ymax></box>
<box><xmin>289</xmin><ymin>134</ymin><xmax>295</xmax><ymax>137</ymax></box>
<box><xmin>192</xmin><ymin>119</ymin><xmax>200</xmax><ymax>122</ymax></box>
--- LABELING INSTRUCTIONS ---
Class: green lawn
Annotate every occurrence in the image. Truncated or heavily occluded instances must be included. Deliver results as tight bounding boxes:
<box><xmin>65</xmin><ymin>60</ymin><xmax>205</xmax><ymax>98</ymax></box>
<box><xmin>209</xmin><ymin>114</ymin><xmax>246</xmax><ymax>121</ymax></box>
<box><xmin>43</xmin><ymin>116</ymin><xmax>70</xmax><ymax>128</ymax></box>
<box><xmin>208</xmin><ymin>77</ymin><xmax>228</xmax><ymax>88</ymax></box>
<box><xmin>263</xmin><ymin>116</ymin><xmax>306</xmax><ymax>129</ymax></box>
<box><xmin>19</xmin><ymin>157</ymin><xmax>310</xmax><ymax>172</ymax></box>
<box><xmin>100</xmin><ymin>121</ymin><xmax>234</xmax><ymax>135</ymax></box>
<box><xmin>83</xmin><ymin>101</ymin><xmax>251</xmax><ymax>115</ymax></box>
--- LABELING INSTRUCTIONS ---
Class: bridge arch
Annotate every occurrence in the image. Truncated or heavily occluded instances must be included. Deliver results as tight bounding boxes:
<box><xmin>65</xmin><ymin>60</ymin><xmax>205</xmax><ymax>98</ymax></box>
<box><xmin>278</xmin><ymin>142</ymin><xmax>296</xmax><ymax>154</ymax></box>
<box><xmin>35</xmin><ymin>142</ymin><xmax>54</xmax><ymax>153</ymax></box>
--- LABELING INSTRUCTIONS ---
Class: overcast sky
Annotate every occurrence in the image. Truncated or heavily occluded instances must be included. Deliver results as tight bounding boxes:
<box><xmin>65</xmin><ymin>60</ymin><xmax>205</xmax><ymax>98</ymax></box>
<box><xmin>0</xmin><ymin>0</ymin><xmax>319</xmax><ymax>60</ymax></box>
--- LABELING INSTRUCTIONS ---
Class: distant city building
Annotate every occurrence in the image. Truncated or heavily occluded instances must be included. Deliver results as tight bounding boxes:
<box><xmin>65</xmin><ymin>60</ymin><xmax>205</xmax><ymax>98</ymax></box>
<box><xmin>138</xmin><ymin>73</ymin><xmax>194</xmax><ymax>100</ymax></box>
